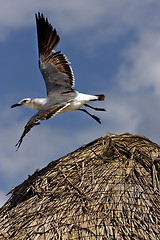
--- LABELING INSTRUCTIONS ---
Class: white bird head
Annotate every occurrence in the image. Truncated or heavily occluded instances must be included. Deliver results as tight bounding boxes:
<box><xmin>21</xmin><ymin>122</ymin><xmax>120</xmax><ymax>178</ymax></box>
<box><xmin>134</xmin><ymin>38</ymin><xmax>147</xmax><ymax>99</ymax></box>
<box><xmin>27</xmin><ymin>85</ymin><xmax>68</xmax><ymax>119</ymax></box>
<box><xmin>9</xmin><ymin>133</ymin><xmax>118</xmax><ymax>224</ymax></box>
<box><xmin>11</xmin><ymin>98</ymin><xmax>47</xmax><ymax>110</ymax></box>
<box><xmin>11</xmin><ymin>98</ymin><xmax>32</xmax><ymax>108</ymax></box>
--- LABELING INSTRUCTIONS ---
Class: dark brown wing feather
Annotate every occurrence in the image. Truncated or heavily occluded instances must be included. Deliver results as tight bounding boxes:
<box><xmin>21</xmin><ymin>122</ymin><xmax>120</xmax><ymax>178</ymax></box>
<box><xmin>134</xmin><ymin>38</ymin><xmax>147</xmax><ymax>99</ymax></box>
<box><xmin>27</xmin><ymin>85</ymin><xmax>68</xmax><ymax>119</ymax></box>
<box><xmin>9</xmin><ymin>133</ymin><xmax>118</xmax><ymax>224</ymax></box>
<box><xmin>15</xmin><ymin>105</ymin><xmax>67</xmax><ymax>151</ymax></box>
<box><xmin>35</xmin><ymin>13</ymin><xmax>75</xmax><ymax>96</ymax></box>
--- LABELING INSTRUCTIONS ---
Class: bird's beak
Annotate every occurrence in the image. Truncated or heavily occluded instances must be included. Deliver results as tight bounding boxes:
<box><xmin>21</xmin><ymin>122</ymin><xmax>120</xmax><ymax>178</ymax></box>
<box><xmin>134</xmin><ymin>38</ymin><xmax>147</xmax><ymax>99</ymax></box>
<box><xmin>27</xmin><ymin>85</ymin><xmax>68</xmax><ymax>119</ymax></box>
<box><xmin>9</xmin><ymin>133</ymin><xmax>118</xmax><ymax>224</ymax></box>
<box><xmin>11</xmin><ymin>103</ymin><xmax>21</xmax><ymax>108</ymax></box>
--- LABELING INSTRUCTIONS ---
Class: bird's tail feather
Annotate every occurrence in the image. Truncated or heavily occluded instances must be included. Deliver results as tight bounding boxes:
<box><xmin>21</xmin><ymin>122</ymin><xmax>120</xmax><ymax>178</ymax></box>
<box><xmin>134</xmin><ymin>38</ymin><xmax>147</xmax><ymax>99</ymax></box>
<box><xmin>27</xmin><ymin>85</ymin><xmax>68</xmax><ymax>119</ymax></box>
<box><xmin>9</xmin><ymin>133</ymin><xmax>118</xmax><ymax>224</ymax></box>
<box><xmin>95</xmin><ymin>94</ymin><xmax>105</xmax><ymax>101</ymax></box>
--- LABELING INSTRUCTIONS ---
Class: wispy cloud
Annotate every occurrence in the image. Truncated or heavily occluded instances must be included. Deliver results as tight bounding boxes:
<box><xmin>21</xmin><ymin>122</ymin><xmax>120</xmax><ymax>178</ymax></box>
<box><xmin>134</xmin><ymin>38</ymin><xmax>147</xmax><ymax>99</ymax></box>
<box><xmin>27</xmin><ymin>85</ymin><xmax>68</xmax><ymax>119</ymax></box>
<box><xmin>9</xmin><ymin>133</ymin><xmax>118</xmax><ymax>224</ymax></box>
<box><xmin>0</xmin><ymin>0</ymin><xmax>160</xmax><ymax>46</ymax></box>
<box><xmin>106</xmin><ymin>94</ymin><xmax>141</xmax><ymax>134</ymax></box>
<box><xmin>117</xmin><ymin>31</ymin><xmax>160</xmax><ymax>96</ymax></box>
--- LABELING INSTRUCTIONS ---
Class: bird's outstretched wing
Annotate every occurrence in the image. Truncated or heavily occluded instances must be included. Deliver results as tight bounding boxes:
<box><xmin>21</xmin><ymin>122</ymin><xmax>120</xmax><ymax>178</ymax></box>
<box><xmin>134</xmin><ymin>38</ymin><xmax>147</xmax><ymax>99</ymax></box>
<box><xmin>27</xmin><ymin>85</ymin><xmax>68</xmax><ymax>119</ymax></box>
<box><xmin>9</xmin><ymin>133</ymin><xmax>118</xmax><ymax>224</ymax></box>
<box><xmin>35</xmin><ymin>12</ymin><xmax>75</xmax><ymax>96</ymax></box>
<box><xmin>15</xmin><ymin>103</ymin><xmax>70</xmax><ymax>150</ymax></box>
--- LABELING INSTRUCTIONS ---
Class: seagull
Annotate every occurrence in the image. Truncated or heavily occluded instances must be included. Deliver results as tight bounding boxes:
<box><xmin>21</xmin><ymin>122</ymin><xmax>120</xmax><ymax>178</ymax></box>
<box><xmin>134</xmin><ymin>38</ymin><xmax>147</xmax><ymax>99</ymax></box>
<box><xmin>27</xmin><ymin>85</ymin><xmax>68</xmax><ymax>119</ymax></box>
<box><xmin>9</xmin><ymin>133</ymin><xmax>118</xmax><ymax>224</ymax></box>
<box><xmin>11</xmin><ymin>12</ymin><xmax>106</xmax><ymax>150</ymax></box>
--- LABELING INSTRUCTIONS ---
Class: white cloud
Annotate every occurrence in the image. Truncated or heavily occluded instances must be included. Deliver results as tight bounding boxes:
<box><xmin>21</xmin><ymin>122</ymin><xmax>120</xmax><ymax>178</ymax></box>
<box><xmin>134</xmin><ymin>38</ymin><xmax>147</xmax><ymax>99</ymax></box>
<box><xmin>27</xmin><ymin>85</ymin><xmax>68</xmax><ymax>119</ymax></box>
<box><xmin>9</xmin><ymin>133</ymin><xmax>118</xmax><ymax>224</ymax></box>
<box><xmin>0</xmin><ymin>0</ymin><xmax>160</xmax><ymax>46</ymax></box>
<box><xmin>106</xmin><ymin>95</ymin><xmax>141</xmax><ymax>134</ymax></box>
<box><xmin>109</xmin><ymin>27</ymin><xmax>160</xmax><ymax>143</ymax></box>
<box><xmin>117</xmin><ymin>31</ymin><xmax>160</xmax><ymax>96</ymax></box>
<box><xmin>101</xmin><ymin>88</ymin><xmax>160</xmax><ymax>145</ymax></box>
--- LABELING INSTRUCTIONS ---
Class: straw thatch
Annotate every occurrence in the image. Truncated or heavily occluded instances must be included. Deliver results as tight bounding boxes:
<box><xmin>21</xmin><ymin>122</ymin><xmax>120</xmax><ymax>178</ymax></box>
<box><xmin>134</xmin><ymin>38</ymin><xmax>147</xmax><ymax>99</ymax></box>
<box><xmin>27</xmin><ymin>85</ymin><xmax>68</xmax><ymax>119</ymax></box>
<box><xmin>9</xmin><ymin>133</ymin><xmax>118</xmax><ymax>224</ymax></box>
<box><xmin>0</xmin><ymin>133</ymin><xmax>160</xmax><ymax>239</ymax></box>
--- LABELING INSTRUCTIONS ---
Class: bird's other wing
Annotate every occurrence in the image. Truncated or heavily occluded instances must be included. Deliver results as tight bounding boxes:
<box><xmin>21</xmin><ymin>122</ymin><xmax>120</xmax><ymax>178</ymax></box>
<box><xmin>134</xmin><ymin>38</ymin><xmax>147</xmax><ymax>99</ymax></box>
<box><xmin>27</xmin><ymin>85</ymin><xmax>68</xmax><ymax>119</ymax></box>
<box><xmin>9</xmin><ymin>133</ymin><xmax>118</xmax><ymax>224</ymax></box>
<box><xmin>15</xmin><ymin>103</ymin><xmax>70</xmax><ymax>150</ymax></box>
<box><xmin>35</xmin><ymin>12</ymin><xmax>75</xmax><ymax>96</ymax></box>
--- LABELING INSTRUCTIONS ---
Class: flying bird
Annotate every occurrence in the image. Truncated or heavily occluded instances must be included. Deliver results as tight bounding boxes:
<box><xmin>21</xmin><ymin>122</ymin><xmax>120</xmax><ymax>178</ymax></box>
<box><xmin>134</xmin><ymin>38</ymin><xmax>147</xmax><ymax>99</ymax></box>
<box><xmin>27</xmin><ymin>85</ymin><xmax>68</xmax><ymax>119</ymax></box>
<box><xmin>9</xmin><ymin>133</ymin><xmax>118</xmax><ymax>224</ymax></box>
<box><xmin>11</xmin><ymin>13</ymin><xmax>106</xmax><ymax>150</ymax></box>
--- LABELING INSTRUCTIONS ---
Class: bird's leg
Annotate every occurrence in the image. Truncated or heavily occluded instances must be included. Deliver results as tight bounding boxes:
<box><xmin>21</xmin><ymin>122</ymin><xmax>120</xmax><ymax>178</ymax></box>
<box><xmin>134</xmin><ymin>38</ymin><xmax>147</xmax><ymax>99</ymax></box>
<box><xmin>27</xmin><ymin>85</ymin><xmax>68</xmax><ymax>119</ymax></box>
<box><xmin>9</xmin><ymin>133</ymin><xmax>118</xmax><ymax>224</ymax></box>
<box><xmin>79</xmin><ymin>109</ymin><xmax>101</xmax><ymax>124</ymax></box>
<box><xmin>84</xmin><ymin>104</ymin><xmax>106</xmax><ymax>111</ymax></box>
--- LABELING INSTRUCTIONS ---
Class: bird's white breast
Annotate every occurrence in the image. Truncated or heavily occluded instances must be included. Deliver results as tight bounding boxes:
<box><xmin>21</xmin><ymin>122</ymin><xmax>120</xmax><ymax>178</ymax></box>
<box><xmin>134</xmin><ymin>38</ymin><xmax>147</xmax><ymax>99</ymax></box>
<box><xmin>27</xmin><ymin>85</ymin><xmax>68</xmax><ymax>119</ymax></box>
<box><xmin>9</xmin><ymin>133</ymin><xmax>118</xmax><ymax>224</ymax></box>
<box><xmin>59</xmin><ymin>92</ymin><xmax>98</xmax><ymax>113</ymax></box>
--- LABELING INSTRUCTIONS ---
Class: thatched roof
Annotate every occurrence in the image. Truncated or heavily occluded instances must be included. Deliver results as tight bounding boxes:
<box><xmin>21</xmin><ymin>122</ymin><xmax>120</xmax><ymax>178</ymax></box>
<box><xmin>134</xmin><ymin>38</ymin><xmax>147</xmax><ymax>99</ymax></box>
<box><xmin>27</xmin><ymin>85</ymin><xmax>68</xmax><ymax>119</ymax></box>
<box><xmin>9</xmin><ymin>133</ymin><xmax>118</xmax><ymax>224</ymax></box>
<box><xmin>0</xmin><ymin>133</ymin><xmax>160</xmax><ymax>239</ymax></box>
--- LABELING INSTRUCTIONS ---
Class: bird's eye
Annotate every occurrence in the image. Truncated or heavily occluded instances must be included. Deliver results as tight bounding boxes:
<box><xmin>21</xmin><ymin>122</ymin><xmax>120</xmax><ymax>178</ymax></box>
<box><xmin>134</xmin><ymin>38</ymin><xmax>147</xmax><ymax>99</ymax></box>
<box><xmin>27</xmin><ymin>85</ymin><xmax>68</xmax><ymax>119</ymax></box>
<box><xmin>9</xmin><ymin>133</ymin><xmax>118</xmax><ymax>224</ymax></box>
<box><xmin>23</xmin><ymin>100</ymin><xmax>27</xmax><ymax>103</ymax></box>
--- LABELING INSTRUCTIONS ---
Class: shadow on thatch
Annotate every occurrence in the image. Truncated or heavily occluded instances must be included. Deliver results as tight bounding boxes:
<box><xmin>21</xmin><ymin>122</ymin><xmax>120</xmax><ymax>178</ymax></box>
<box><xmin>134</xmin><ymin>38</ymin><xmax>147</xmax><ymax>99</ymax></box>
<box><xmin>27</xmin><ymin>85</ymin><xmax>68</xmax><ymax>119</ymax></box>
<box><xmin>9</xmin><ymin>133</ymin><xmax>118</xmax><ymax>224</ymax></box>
<box><xmin>0</xmin><ymin>133</ymin><xmax>160</xmax><ymax>239</ymax></box>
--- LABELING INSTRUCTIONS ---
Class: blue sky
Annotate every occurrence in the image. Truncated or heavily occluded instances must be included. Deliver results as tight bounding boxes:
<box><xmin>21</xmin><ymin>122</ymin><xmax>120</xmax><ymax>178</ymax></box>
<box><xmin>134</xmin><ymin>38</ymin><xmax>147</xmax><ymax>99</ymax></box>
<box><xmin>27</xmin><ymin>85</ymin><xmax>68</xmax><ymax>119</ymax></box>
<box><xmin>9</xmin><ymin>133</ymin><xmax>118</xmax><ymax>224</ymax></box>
<box><xmin>1</xmin><ymin>0</ymin><xmax>160</xmax><ymax>205</ymax></box>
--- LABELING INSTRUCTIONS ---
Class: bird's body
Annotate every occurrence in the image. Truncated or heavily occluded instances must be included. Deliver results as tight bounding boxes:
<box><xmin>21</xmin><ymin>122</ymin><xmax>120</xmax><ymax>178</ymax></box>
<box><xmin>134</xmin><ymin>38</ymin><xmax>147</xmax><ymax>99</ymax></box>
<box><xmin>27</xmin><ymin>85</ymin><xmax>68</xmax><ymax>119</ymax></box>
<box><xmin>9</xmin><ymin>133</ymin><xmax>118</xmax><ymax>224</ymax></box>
<box><xmin>11</xmin><ymin>13</ymin><xmax>106</xmax><ymax>150</ymax></box>
<box><xmin>18</xmin><ymin>93</ymin><xmax>101</xmax><ymax>111</ymax></box>
<box><xmin>57</xmin><ymin>93</ymin><xmax>103</xmax><ymax>113</ymax></box>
